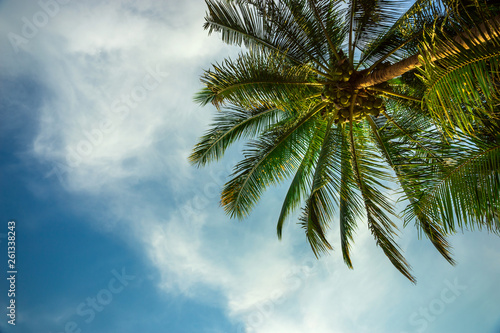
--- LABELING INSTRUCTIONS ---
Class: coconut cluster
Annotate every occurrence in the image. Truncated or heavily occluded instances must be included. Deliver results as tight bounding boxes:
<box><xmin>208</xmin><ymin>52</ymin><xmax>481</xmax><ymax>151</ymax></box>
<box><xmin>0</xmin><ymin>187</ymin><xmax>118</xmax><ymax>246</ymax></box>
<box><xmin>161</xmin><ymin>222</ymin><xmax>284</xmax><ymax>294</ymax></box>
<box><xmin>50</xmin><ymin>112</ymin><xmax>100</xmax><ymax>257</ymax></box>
<box><xmin>319</xmin><ymin>56</ymin><xmax>385</xmax><ymax>124</ymax></box>
<box><xmin>321</xmin><ymin>86</ymin><xmax>384</xmax><ymax>124</ymax></box>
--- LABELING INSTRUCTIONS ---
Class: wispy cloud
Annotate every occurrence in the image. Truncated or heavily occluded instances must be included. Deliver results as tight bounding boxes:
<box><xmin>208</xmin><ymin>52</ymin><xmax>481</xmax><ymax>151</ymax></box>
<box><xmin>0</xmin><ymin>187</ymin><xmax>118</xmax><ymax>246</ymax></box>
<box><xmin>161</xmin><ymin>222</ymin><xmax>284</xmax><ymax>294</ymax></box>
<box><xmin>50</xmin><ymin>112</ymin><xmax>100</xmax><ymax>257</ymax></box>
<box><xmin>2</xmin><ymin>0</ymin><xmax>232</xmax><ymax>193</ymax></box>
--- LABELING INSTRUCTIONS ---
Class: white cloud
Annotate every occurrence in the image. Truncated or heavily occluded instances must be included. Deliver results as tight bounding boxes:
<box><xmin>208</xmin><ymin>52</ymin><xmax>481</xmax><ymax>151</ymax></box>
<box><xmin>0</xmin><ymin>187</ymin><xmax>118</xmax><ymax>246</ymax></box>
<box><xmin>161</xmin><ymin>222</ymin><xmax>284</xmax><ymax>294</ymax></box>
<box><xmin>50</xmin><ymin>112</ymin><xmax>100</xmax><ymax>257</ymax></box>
<box><xmin>3</xmin><ymin>0</ymin><xmax>234</xmax><ymax>193</ymax></box>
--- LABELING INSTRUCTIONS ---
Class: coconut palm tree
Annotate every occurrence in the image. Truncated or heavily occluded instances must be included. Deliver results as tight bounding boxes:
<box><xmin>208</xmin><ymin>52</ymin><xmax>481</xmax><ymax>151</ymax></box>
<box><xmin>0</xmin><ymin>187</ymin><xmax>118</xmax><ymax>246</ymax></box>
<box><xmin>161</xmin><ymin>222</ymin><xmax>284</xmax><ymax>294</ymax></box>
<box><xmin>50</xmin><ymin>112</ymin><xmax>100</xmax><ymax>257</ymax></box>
<box><xmin>190</xmin><ymin>0</ymin><xmax>500</xmax><ymax>282</ymax></box>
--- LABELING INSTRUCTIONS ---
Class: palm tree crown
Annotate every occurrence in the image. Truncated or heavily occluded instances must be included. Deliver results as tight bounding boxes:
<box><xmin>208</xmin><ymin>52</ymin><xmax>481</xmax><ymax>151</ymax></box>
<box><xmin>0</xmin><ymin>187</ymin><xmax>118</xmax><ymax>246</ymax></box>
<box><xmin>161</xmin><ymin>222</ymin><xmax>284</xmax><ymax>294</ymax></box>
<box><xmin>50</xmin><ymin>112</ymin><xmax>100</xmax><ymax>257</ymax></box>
<box><xmin>190</xmin><ymin>0</ymin><xmax>500</xmax><ymax>282</ymax></box>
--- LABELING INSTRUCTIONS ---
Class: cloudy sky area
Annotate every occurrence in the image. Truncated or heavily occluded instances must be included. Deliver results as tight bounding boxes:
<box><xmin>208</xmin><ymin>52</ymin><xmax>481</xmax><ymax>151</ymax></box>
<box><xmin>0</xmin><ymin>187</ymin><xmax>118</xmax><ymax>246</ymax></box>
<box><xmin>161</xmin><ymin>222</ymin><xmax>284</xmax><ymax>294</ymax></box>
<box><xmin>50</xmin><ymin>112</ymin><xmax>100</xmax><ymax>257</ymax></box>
<box><xmin>1</xmin><ymin>1</ymin><xmax>500</xmax><ymax>332</ymax></box>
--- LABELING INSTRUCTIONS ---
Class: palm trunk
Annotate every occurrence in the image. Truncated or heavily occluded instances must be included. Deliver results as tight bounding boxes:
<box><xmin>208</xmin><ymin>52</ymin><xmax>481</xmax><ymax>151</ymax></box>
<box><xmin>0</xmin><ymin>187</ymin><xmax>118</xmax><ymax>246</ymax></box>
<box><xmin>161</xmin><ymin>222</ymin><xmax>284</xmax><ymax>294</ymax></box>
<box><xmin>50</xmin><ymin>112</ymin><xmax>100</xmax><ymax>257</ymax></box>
<box><xmin>354</xmin><ymin>15</ymin><xmax>500</xmax><ymax>89</ymax></box>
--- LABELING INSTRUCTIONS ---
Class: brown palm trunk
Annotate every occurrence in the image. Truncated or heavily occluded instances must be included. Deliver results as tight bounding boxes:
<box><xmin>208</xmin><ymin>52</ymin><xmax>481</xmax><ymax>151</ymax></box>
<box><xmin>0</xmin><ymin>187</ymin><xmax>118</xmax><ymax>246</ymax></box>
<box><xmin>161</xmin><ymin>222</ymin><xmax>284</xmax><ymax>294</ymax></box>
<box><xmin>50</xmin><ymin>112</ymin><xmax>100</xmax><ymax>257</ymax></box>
<box><xmin>354</xmin><ymin>16</ymin><xmax>500</xmax><ymax>89</ymax></box>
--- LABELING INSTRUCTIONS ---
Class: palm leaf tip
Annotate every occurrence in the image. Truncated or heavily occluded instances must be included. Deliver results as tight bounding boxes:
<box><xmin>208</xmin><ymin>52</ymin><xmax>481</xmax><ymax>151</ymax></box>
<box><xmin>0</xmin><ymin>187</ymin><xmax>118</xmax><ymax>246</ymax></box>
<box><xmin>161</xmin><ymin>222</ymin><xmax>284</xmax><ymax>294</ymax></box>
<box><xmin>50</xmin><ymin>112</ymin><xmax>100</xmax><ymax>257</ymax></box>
<box><xmin>299</xmin><ymin>197</ymin><xmax>334</xmax><ymax>259</ymax></box>
<box><xmin>189</xmin><ymin>138</ymin><xmax>214</xmax><ymax>168</ymax></box>
<box><xmin>372</xmin><ymin>226</ymin><xmax>416</xmax><ymax>283</ymax></box>
<box><xmin>341</xmin><ymin>238</ymin><xmax>354</xmax><ymax>269</ymax></box>
<box><xmin>417</xmin><ymin>215</ymin><xmax>457</xmax><ymax>265</ymax></box>
<box><xmin>300</xmin><ymin>216</ymin><xmax>333</xmax><ymax>259</ymax></box>
<box><xmin>194</xmin><ymin>87</ymin><xmax>217</xmax><ymax>107</ymax></box>
<box><xmin>187</xmin><ymin>151</ymin><xmax>200</xmax><ymax>167</ymax></box>
<box><xmin>220</xmin><ymin>180</ymin><xmax>249</xmax><ymax>220</ymax></box>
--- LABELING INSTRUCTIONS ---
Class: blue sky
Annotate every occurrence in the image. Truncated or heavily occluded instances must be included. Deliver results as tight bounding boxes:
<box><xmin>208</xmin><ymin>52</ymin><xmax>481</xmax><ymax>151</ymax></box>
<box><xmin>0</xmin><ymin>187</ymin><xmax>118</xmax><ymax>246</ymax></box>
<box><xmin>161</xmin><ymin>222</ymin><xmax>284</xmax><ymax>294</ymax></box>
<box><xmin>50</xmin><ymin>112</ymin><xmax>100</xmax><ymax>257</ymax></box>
<box><xmin>1</xmin><ymin>1</ymin><xmax>500</xmax><ymax>332</ymax></box>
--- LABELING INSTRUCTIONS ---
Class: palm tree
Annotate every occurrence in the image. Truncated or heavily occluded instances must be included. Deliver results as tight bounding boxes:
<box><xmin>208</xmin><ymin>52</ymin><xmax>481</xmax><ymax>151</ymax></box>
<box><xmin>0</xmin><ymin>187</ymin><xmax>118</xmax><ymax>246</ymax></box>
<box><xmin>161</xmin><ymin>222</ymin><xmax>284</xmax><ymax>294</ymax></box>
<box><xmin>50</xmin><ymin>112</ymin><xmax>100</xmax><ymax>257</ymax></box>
<box><xmin>190</xmin><ymin>0</ymin><xmax>500</xmax><ymax>282</ymax></box>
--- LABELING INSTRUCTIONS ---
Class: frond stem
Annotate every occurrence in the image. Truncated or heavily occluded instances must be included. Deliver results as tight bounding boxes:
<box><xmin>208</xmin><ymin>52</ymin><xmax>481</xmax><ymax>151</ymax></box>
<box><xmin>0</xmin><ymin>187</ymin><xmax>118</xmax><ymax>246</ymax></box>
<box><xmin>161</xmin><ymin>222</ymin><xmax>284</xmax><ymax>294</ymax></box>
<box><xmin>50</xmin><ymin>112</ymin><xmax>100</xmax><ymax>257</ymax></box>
<box><xmin>207</xmin><ymin>21</ymin><xmax>332</xmax><ymax>79</ymax></box>
<box><xmin>362</xmin><ymin>32</ymin><xmax>421</xmax><ymax>72</ymax></box>
<box><xmin>229</xmin><ymin>102</ymin><xmax>327</xmax><ymax>210</ymax></box>
<box><xmin>348</xmin><ymin>0</ymin><xmax>356</xmax><ymax>65</ymax></box>
<box><xmin>308</xmin><ymin>0</ymin><xmax>340</xmax><ymax>61</ymax></box>
<box><xmin>416</xmin><ymin>144</ymin><xmax>500</xmax><ymax>213</ymax></box>
<box><xmin>216</xmin><ymin>81</ymin><xmax>325</xmax><ymax>97</ymax></box>
<box><xmin>380</xmin><ymin>110</ymin><xmax>443</xmax><ymax>163</ymax></box>
<box><xmin>368</xmin><ymin>87</ymin><xmax>422</xmax><ymax>102</ymax></box>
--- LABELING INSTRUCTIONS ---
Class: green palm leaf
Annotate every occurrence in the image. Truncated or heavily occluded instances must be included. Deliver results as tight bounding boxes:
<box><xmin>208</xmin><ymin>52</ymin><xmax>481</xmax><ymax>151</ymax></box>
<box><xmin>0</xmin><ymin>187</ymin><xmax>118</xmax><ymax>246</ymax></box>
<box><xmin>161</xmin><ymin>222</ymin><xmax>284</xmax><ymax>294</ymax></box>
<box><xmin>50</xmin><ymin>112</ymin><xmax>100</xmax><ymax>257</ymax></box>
<box><xmin>299</xmin><ymin>117</ymin><xmax>341</xmax><ymax>257</ymax></box>
<box><xmin>189</xmin><ymin>102</ymin><xmax>283</xmax><ymax>167</ymax></box>
<box><xmin>339</xmin><ymin>130</ymin><xmax>363</xmax><ymax>268</ymax></box>
<box><xmin>277</xmin><ymin>121</ymin><xmax>325</xmax><ymax>238</ymax></box>
<box><xmin>195</xmin><ymin>49</ymin><xmax>322</xmax><ymax>108</ymax></box>
<box><xmin>346</xmin><ymin>0</ymin><xmax>402</xmax><ymax>64</ymax></box>
<box><xmin>361</xmin><ymin>0</ymin><xmax>444</xmax><ymax>66</ymax></box>
<box><xmin>347</xmin><ymin>118</ymin><xmax>415</xmax><ymax>283</ymax></box>
<box><xmin>406</xmin><ymin>134</ymin><xmax>500</xmax><ymax>233</ymax></box>
<box><xmin>367</xmin><ymin>114</ymin><xmax>456</xmax><ymax>265</ymax></box>
<box><xmin>221</xmin><ymin>102</ymin><xmax>325</xmax><ymax>218</ymax></box>
<box><xmin>419</xmin><ymin>23</ymin><xmax>500</xmax><ymax>134</ymax></box>
<box><xmin>204</xmin><ymin>0</ymin><xmax>345</xmax><ymax>73</ymax></box>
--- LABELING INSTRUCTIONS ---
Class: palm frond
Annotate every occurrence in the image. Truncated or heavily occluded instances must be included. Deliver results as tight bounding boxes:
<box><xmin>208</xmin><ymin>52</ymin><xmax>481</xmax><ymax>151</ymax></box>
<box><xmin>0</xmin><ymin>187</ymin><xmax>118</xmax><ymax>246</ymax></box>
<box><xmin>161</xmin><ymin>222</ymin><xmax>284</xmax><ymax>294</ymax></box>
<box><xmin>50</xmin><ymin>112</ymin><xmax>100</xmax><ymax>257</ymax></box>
<box><xmin>406</xmin><ymin>134</ymin><xmax>500</xmax><ymax>234</ymax></box>
<box><xmin>189</xmin><ymin>102</ymin><xmax>284</xmax><ymax>167</ymax></box>
<box><xmin>419</xmin><ymin>18</ymin><xmax>500</xmax><ymax>135</ymax></box>
<box><xmin>360</xmin><ymin>0</ymin><xmax>500</xmax><ymax>67</ymax></box>
<box><xmin>299</xmin><ymin>118</ymin><xmax>341</xmax><ymax>257</ymax></box>
<box><xmin>339</xmin><ymin>130</ymin><xmax>363</xmax><ymax>268</ymax></box>
<box><xmin>276</xmin><ymin>0</ymin><xmax>330</xmax><ymax>69</ymax></box>
<box><xmin>277</xmin><ymin>120</ymin><xmax>325</xmax><ymax>238</ymax></box>
<box><xmin>306</xmin><ymin>0</ymin><xmax>344</xmax><ymax>61</ymax></box>
<box><xmin>263</xmin><ymin>0</ymin><xmax>346</xmax><ymax>71</ymax></box>
<box><xmin>195</xmin><ymin>49</ymin><xmax>322</xmax><ymax>108</ymax></box>
<box><xmin>346</xmin><ymin>0</ymin><xmax>403</xmax><ymax>65</ymax></box>
<box><xmin>204</xmin><ymin>0</ymin><xmax>345</xmax><ymax>73</ymax></box>
<box><xmin>221</xmin><ymin>102</ymin><xmax>325</xmax><ymax>218</ymax></box>
<box><xmin>347</xmin><ymin>115</ymin><xmax>416</xmax><ymax>283</ymax></box>
<box><xmin>360</xmin><ymin>0</ymin><xmax>444</xmax><ymax>66</ymax></box>
<box><xmin>367</xmin><ymin>115</ymin><xmax>456</xmax><ymax>265</ymax></box>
